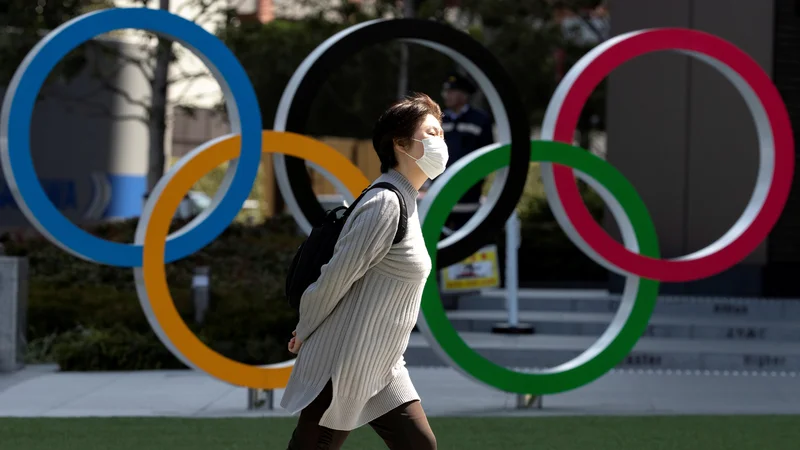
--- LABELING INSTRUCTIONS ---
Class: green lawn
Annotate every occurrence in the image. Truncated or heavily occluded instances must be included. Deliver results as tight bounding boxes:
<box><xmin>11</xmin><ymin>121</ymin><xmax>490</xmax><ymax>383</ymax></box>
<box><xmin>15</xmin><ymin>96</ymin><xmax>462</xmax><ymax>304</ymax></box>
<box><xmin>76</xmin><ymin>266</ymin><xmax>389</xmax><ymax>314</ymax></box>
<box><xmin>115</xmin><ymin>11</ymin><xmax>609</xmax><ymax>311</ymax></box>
<box><xmin>1</xmin><ymin>416</ymin><xmax>797</xmax><ymax>449</ymax></box>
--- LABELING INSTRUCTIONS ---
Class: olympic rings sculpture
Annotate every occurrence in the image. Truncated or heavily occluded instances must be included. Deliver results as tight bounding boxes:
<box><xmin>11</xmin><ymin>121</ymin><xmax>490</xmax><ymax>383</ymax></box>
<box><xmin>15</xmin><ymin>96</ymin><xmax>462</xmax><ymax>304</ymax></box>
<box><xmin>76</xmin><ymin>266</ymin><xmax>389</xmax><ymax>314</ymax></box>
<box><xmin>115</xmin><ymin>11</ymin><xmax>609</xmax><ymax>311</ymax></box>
<box><xmin>0</xmin><ymin>8</ymin><xmax>793</xmax><ymax>395</ymax></box>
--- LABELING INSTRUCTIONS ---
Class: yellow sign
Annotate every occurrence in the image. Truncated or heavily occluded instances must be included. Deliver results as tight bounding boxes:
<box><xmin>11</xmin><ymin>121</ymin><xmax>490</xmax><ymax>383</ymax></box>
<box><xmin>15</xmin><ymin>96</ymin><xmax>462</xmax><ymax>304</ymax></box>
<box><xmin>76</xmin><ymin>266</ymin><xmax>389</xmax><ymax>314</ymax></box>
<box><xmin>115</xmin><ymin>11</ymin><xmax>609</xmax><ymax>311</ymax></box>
<box><xmin>440</xmin><ymin>245</ymin><xmax>501</xmax><ymax>292</ymax></box>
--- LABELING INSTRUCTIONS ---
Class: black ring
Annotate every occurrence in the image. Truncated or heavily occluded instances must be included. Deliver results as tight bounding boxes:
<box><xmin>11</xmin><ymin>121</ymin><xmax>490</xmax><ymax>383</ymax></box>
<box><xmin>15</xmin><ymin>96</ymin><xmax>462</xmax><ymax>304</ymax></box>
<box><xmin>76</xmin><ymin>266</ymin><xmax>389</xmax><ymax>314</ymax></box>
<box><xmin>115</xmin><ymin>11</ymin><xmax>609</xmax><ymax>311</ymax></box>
<box><xmin>280</xmin><ymin>18</ymin><xmax>530</xmax><ymax>268</ymax></box>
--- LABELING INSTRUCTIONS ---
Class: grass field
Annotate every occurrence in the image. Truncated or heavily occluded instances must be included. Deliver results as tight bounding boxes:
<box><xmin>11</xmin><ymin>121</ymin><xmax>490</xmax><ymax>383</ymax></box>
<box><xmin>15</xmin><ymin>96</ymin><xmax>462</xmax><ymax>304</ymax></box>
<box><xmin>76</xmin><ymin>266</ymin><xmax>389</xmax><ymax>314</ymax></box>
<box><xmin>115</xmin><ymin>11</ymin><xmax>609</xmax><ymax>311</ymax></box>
<box><xmin>2</xmin><ymin>416</ymin><xmax>798</xmax><ymax>450</ymax></box>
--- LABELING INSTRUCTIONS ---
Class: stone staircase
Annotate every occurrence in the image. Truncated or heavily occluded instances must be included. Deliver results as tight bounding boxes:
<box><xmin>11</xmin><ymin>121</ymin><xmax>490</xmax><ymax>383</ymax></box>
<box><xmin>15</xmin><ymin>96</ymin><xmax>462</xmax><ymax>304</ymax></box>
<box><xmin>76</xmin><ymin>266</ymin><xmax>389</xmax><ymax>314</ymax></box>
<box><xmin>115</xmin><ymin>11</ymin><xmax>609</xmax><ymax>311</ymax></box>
<box><xmin>405</xmin><ymin>289</ymin><xmax>800</xmax><ymax>372</ymax></box>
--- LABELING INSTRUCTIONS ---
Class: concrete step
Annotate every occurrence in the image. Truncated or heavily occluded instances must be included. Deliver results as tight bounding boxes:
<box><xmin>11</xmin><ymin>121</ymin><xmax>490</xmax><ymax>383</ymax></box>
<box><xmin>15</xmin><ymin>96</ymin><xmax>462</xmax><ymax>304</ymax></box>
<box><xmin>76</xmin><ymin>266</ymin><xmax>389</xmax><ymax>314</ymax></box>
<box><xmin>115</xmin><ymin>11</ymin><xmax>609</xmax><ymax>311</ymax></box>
<box><xmin>455</xmin><ymin>289</ymin><xmax>800</xmax><ymax>320</ymax></box>
<box><xmin>404</xmin><ymin>332</ymin><xmax>800</xmax><ymax>371</ymax></box>
<box><xmin>446</xmin><ymin>310</ymin><xmax>800</xmax><ymax>341</ymax></box>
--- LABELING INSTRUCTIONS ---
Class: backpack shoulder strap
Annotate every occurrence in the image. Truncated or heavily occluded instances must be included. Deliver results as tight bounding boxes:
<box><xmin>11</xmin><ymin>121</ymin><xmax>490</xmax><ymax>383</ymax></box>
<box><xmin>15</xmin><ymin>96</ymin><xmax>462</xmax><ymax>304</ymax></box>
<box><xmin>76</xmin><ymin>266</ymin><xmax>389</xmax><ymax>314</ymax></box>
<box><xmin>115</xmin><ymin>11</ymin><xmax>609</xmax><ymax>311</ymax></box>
<box><xmin>370</xmin><ymin>182</ymin><xmax>408</xmax><ymax>245</ymax></box>
<box><xmin>344</xmin><ymin>182</ymin><xmax>408</xmax><ymax>244</ymax></box>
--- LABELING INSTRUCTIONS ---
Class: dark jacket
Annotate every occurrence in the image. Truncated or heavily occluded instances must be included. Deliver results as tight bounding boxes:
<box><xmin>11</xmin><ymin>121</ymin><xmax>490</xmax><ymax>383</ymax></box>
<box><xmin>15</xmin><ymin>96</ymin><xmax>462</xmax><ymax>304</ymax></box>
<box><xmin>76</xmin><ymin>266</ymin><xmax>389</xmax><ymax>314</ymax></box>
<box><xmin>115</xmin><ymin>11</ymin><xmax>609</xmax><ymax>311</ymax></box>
<box><xmin>440</xmin><ymin>105</ymin><xmax>494</xmax><ymax>205</ymax></box>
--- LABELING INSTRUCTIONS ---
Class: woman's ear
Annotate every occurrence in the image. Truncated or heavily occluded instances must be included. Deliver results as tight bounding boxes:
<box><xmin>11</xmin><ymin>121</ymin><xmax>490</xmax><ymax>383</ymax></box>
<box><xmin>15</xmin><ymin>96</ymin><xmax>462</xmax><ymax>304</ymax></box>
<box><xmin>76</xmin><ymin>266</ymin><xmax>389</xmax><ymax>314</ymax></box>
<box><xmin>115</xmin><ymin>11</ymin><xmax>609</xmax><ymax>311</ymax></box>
<box><xmin>392</xmin><ymin>137</ymin><xmax>407</xmax><ymax>153</ymax></box>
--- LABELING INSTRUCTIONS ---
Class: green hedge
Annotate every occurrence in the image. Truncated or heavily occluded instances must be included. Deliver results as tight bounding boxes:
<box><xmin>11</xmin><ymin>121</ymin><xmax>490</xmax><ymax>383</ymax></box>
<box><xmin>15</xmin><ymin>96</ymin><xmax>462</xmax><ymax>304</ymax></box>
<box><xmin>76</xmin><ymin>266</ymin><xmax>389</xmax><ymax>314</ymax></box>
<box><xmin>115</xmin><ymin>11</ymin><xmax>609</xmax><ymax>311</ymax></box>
<box><xmin>7</xmin><ymin>189</ymin><xmax>606</xmax><ymax>371</ymax></box>
<box><xmin>2</xmin><ymin>214</ymin><xmax>303</xmax><ymax>371</ymax></box>
<box><xmin>488</xmin><ymin>162</ymin><xmax>608</xmax><ymax>284</ymax></box>
<box><xmin>48</xmin><ymin>325</ymin><xmax>188</xmax><ymax>371</ymax></box>
<box><xmin>512</xmin><ymin>181</ymin><xmax>607</xmax><ymax>284</ymax></box>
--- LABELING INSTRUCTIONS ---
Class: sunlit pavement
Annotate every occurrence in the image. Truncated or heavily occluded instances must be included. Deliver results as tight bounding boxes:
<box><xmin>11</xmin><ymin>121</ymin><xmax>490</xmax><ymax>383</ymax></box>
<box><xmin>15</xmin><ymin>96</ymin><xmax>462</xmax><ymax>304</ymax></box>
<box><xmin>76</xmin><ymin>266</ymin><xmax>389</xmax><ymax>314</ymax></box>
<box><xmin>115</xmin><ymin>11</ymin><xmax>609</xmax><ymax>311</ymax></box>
<box><xmin>0</xmin><ymin>364</ymin><xmax>799</xmax><ymax>418</ymax></box>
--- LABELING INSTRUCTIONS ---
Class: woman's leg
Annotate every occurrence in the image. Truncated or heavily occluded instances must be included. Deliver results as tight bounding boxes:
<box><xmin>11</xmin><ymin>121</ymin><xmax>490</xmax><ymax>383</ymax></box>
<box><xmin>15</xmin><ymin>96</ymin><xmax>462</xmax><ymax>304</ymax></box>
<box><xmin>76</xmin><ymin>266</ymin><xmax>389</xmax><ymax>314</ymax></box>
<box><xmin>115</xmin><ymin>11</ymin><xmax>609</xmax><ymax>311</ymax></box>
<box><xmin>368</xmin><ymin>400</ymin><xmax>437</xmax><ymax>450</ymax></box>
<box><xmin>286</xmin><ymin>380</ymin><xmax>351</xmax><ymax>450</ymax></box>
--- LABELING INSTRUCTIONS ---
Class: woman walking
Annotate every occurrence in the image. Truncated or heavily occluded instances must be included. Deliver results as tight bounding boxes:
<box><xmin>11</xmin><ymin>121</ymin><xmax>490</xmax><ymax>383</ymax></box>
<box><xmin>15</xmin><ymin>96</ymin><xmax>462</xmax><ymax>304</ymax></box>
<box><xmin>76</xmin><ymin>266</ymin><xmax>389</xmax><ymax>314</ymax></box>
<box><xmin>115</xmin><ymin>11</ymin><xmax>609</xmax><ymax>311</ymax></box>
<box><xmin>281</xmin><ymin>93</ymin><xmax>447</xmax><ymax>450</ymax></box>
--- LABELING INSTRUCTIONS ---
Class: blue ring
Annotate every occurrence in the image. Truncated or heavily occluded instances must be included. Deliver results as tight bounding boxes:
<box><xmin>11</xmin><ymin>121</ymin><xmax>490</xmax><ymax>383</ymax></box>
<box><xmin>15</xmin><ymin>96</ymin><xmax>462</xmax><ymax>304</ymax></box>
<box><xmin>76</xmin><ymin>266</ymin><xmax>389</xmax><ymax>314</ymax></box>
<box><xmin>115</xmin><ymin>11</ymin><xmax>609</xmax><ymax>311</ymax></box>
<box><xmin>0</xmin><ymin>8</ymin><xmax>262</xmax><ymax>267</ymax></box>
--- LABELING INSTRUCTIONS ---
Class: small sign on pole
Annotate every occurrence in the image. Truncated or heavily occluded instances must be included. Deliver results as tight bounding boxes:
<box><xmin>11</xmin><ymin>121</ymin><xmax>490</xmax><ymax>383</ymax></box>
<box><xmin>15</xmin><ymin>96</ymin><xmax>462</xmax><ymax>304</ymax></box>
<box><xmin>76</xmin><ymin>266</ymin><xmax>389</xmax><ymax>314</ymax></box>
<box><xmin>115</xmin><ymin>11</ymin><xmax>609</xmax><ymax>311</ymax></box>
<box><xmin>440</xmin><ymin>245</ymin><xmax>501</xmax><ymax>292</ymax></box>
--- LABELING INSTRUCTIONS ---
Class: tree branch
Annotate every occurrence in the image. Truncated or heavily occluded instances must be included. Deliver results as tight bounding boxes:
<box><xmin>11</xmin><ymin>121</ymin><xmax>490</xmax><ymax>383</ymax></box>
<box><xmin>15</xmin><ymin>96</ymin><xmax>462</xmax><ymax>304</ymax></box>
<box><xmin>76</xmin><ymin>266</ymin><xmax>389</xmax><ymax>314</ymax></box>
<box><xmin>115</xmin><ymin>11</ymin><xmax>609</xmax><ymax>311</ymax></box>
<box><xmin>183</xmin><ymin>0</ymin><xmax>226</xmax><ymax>28</ymax></box>
<box><xmin>43</xmin><ymin>89</ymin><xmax>150</xmax><ymax>125</ymax></box>
<box><xmin>84</xmin><ymin>110</ymin><xmax>151</xmax><ymax>124</ymax></box>
<box><xmin>169</xmin><ymin>73</ymin><xmax>214</xmax><ymax>106</ymax></box>
<box><xmin>169</xmin><ymin>90</ymin><xmax>220</xmax><ymax>106</ymax></box>
<box><xmin>24</xmin><ymin>0</ymin><xmax>238</xmax><ymax>127</ymax></box>
<box><xmin>65</xmin><ymin>43</ymin><xmax>153</xmax><ymax>114</ymax></box>
<box><xmin>93</xmin><ymin>70</ymin><xmax>153</xmax><ymax>112</ymax></box>
<box><xmin>168</xmin><ymin>70</ymin><xmax>211</xmax><ymax>85</ymax></box>
<box><xmin>90</xmin><ymin>39</ymin><xmax>155</xmax><ymax>82</ymax></box>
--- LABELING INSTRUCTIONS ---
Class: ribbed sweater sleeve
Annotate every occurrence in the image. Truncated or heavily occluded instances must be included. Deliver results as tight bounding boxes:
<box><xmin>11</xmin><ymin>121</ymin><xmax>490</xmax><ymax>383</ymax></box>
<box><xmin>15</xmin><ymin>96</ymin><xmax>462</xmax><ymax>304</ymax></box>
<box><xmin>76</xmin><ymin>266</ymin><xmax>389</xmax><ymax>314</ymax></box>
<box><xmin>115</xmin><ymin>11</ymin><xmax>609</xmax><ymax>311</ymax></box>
<box><xmin>295</xmin><ymin>190</ymin><xmax>400</xmax><ymax>342</ymax></box>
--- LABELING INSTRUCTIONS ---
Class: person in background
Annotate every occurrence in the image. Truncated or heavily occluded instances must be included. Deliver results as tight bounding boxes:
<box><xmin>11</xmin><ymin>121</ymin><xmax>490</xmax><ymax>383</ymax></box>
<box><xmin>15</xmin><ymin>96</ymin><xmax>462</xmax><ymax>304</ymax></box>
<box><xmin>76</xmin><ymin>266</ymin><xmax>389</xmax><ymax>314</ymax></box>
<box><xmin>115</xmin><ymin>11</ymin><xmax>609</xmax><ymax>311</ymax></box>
<box><xmin>422</xmin><ymin>73</ymin><xmax>495</xmax><ymax>312</ymax></box>
<box><xmin>437</xmin><ymin>73</ymin><xmax>495</xmax><ymax>232</ymax></box>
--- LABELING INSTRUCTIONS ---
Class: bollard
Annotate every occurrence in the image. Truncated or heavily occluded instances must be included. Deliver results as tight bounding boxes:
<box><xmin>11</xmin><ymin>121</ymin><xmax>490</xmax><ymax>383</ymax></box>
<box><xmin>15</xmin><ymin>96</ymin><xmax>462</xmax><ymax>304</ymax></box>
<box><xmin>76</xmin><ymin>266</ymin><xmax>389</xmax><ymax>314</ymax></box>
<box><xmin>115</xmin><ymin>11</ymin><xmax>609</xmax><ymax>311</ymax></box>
<box><xmin>192</xmin><ymin>266</ymin><xmax>210</xmax><ymax>324</ymax></box>
<box><xmin>247</xmin><ymin>388</ymin><xmax>275</xmax><ymax>410</ymax></box>
<box><xmin>492</xmin><ymin>211</ymin><xmax>533</xmax><ymax>334</ymax></box>
<box><xmin>0</xmin><ymin>257</ymin><xmax>28</xmax><ymax>373</ymax></box>
<box><xmin>516</xmin><ymin>393</ymin><xmax>543</xmax><ymax>409</ymax></box>
<box><xmin>265</xmin><ymin>389</ymin><xmax>274</xmax><ymax>410</ymax></box>
<box><xmin>247</xmin><ymin>388</ymin><xmax>258</xmax><ymax>410</ymax></box>
<box><xmin>438</xmin><ymin>224</ymin><xmax>459</xmax><ymax>311</ymax></box>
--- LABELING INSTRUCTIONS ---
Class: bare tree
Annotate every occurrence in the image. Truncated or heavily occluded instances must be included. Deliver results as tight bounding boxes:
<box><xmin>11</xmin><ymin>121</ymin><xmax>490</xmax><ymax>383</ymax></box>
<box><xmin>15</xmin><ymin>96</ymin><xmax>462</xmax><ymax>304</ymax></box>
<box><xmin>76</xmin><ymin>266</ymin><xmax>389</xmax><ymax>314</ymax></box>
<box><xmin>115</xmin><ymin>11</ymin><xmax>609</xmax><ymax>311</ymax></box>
<box><xmin>35</xmin><ymin>0</ymin><xmax>239</xmax><ymax>194</ymax></box>
<box><xmin>149</xmin><ymin>0</ymin><xmax>173</xmax><ymax>195</ymax></box>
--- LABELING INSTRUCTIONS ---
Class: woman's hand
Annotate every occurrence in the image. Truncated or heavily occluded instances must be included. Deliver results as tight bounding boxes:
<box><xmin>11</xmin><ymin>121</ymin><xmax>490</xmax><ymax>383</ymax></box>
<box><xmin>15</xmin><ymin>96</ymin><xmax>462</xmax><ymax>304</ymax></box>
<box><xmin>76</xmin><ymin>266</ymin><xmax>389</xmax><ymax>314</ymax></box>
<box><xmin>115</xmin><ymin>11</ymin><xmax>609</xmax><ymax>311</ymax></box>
<box><xmin>288</xmin><ymin>330</ymin><xmax>303</xmax><ymax>354</ymax></box>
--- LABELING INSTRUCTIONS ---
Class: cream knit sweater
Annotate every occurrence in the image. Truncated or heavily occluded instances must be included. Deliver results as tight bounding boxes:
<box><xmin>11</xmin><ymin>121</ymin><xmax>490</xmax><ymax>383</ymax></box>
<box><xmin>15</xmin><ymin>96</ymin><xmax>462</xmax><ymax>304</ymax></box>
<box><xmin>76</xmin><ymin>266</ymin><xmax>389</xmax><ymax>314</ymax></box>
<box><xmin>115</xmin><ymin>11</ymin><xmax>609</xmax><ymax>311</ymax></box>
<box><xmin>280</xmin><ymin>169</ymin><xmax>431</xmax><ymax>431</ymax></box>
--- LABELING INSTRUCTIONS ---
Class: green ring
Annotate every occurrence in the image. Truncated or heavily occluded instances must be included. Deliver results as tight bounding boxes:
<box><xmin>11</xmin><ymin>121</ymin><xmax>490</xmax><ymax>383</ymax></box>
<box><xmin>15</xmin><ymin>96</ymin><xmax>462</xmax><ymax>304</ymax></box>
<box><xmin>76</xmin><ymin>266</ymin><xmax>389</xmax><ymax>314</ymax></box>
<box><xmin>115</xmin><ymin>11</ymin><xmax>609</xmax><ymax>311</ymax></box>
<box><xmin>419</xmin><ymin>140</ymin><xmax>661</xmax><ymax>394</ymax></box>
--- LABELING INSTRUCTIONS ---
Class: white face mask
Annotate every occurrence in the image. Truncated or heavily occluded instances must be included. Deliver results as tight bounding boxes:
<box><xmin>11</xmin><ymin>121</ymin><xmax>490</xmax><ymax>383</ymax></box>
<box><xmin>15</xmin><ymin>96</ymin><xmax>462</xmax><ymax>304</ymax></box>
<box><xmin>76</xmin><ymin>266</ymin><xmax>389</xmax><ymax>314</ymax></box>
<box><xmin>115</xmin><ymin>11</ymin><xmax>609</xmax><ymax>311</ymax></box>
<box><xmin>402</xmin><ymin>136</ymin><xmax>449</xmax><ymax>180</ymax></box>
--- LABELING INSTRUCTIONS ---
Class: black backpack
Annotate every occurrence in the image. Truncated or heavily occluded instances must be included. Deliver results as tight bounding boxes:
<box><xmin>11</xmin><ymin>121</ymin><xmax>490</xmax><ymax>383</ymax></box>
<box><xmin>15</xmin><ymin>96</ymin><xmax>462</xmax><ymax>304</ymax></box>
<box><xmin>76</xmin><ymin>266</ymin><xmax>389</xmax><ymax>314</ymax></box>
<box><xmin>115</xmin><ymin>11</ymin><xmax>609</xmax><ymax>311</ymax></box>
<box><xmin>285</xmin><ymin>182</ymin><xmax>408</xmax><ymax>312</ymax></box>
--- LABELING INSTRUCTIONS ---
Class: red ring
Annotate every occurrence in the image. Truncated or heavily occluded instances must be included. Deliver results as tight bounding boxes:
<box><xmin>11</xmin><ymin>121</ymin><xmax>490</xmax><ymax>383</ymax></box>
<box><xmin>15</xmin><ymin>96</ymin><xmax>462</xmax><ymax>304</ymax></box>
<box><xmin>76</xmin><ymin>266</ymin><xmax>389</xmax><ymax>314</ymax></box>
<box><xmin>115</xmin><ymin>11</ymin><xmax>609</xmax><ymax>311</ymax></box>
<box><xmin>549</xmin><ymin>28</ymin><xmax>794</xmax><ymax>282</ymax></box>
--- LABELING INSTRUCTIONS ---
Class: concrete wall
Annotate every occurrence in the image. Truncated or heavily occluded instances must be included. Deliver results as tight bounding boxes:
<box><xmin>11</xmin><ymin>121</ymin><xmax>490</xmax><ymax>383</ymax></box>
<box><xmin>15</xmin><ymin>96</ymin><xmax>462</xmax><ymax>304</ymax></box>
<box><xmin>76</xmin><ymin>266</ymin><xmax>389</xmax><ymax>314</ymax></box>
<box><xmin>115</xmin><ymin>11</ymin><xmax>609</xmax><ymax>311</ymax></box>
<box><xmin>763</xmin><ymin>0</ymin><xmax>800</xmax><ymax>296</ymax></box>
<box><xmin>606</xmin><ymin>0</ymin><xmax>775</xmax><ymax>295</ymax></box>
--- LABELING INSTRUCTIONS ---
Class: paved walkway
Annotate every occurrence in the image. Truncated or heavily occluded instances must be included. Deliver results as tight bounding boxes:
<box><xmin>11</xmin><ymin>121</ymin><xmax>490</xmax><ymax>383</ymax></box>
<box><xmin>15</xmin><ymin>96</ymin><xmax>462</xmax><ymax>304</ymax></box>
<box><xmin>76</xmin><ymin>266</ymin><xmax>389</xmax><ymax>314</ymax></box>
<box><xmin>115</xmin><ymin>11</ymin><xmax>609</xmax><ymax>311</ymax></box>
<box><xmin>1</xmin><ymin>365</ymin><xmax>799</xmax><ymax>418</ymax></box>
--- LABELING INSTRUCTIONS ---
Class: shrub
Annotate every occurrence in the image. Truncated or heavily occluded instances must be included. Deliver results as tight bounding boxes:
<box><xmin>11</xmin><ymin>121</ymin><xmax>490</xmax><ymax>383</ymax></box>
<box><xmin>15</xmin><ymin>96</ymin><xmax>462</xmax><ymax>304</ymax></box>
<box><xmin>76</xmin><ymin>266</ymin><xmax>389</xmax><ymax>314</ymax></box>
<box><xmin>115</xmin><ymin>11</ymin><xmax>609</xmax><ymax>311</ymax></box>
<box><xmin>26</xmin><ymin>284</ymin><xmax>193</xmax><ymax>340</ymax></box>
<box><xmin>10</xmin><ymin>186</ymin><xmax>610</xmax><ymax>371</ymax></box>
<box><xmin>493</xmin><ymin>164</ymin><xmax>608</xmax><ymax>284</ymax></box>
<box><xmin>50</xmin><ymin>325</ymin><xmax>187</xmax><ymax>371</ymax></box>
<box><xmin>3</xmin><ymin>214</ymin><xmax>304</xmax><ymax>371</ymax></box>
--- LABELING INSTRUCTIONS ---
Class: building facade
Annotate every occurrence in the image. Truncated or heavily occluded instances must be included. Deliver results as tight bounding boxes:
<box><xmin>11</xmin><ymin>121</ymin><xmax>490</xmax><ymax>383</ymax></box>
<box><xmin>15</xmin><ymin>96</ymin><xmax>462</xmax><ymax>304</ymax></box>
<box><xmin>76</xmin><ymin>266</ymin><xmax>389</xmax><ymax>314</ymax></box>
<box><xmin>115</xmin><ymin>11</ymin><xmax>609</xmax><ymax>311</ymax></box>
<box><xmin>605</xmin><ymin>0</ymin><xmax>800</xmax><ymax>297</ymax></box>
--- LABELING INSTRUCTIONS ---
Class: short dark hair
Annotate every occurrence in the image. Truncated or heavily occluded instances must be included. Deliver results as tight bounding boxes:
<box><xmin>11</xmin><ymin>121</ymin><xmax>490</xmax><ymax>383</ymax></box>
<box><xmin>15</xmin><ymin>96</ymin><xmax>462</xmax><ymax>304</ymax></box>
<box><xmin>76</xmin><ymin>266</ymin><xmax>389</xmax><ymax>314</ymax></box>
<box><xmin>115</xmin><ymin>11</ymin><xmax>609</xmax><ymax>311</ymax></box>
<box><xmin>372</xmin><ymin>92</ymin><xmax>443</xmax><ymax>173</ymax></box>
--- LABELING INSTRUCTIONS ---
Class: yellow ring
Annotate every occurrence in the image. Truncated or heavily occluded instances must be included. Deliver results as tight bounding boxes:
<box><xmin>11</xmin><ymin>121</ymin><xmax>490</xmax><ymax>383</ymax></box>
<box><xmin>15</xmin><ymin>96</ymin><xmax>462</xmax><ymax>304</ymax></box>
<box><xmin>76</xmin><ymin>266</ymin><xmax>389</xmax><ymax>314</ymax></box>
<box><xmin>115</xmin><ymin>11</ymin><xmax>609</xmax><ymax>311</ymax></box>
<box><xmin>139</xmin><ymin>130</ymin><xmax>370</xmax><ymax>389</ymax></box>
